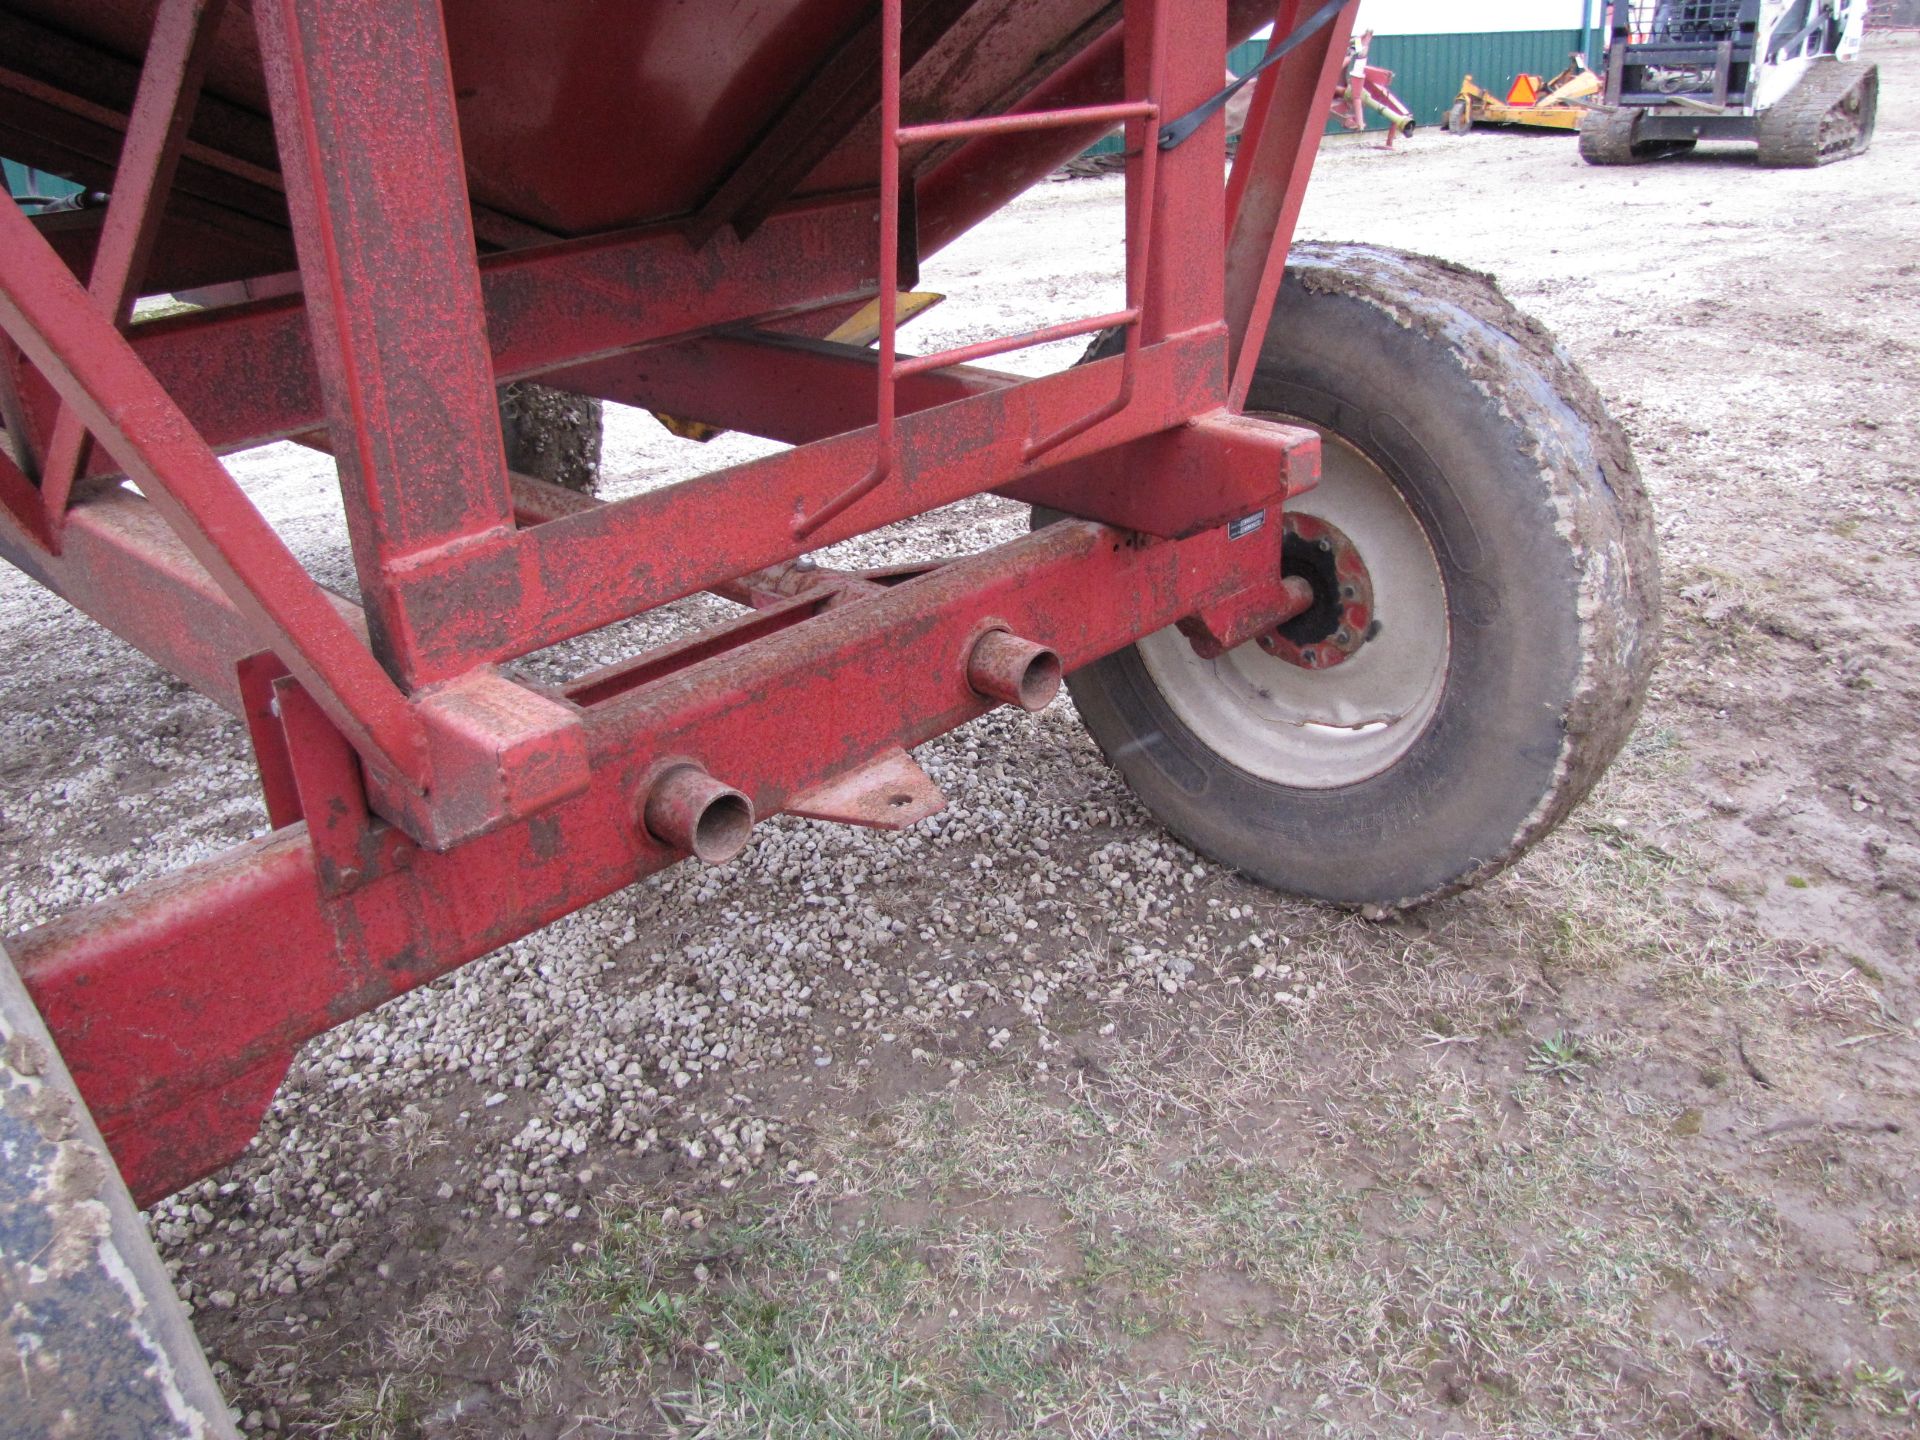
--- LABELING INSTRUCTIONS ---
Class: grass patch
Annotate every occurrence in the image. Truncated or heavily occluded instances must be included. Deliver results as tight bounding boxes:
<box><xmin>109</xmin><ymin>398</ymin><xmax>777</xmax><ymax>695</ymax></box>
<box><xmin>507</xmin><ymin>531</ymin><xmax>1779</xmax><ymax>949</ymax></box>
<box><xmin>515</xmin><ymin>1041</ymin><xmax>1773</xmax><ymax>1436</ymax></box>
<box><xmin>513</xmin><ymin>1195</ymin><xmax>1146</xmax><ymax>1437</ymax></box>
<box><xmin>497</xmin><ymin>721</ymin><xmax>1912</xmax><ymax>1438</ymax></box>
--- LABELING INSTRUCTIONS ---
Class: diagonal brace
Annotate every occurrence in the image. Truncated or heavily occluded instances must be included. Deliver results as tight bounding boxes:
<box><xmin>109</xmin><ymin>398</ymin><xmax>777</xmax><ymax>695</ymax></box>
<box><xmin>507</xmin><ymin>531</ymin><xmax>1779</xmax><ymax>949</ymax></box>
<box><xmin>0</xmin><ymin>195</ymin><xmax>430</xmax><ymax>791</ymax></box>
<box><xmin>38</xmin><ymin>0</ymin><xmax>229</xmax><ymax>536</ymax></box>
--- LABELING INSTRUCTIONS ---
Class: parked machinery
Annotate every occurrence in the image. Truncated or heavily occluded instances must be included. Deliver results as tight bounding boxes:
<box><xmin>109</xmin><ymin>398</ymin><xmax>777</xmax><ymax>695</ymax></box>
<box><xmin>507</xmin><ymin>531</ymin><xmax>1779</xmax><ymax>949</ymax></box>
<box><xmin>0</xmin><ymin>2</ymin><xmax>1658</xmax><ymax>1429</ymax></box>
<box><xmin>1581</xmin><ymin>0</ymin><xmax>1878</xmax><ymax>164</ymax></box>
<box><xmin>1328</xmin><ymin>27</ymin><xmax>1416</xmax><ymax>145</ymax></box>
<box><xmin>1447</xmin><ymin>56</ymin><xmax>1604</xmax><ymax>133</ymax></box>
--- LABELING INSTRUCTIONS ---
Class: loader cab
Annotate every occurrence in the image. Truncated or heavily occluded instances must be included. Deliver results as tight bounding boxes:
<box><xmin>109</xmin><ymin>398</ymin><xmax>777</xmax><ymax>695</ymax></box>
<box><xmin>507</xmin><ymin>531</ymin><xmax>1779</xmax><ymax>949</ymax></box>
<box><xmin>1603</xmin><ymin>0</ymin><xmax>1765</xmax><ymax>111</ymax></box>
<box><xmin>1582</xmin><ymin>0</ymin><xmax>1875</xmax><ymax>165</ymax></box>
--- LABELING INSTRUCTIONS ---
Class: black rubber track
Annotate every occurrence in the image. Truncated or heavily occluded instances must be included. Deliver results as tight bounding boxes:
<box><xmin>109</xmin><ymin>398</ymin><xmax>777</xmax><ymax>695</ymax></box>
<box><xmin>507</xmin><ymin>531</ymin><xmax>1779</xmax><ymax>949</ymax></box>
<box><xmin>1578</xmin><ymin>105</ymin><xmax>1697</xmax><ymax>165</ymax></box>
<box><xmin>1755</xmin><ymin>59</ymin><xmax>1878</xmax><ymax>167</ymax></box>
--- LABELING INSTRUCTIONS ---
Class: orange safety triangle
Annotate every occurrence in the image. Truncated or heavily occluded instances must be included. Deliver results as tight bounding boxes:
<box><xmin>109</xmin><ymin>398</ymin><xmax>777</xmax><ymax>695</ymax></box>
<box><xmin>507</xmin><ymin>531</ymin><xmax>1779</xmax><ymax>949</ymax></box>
<box><xmin>1505</xmin><ymin>73</ymin><xmax>1541</xmax><ymax>106</ymax></box>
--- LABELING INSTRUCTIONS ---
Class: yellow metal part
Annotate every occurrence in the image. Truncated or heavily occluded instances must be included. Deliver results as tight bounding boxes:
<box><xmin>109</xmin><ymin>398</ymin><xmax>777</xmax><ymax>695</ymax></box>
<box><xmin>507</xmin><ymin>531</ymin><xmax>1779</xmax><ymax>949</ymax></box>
<box><xmin>1454</xmin><ymin>56</ymin><xmax>1601</xmax><ymax>133</ymax></box>
<box><xmin>825</xmin><ymin>289</ymin><xmax>947</xmax><ymax>347</ymax></box>
<box><xmin>652</xmin><ymin>291</ymin><xmax>947</xmax><ymax>443</ymax></box>
<box><xmin>653</xmin><ymin>412</ymin><xmax>728</xmax><ymax>442</ymax></box>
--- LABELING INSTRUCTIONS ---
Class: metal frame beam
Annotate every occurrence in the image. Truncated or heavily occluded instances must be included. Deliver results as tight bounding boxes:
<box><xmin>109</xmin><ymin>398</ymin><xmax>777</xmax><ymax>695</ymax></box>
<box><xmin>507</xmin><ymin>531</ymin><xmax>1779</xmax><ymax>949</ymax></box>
<box><xmin>0</xmin><ymin>482</ymin><xmax>359</xmax><ymax>715</ymax></box>
<box><xmin>39</xmin><ymin>0</ymin><xmax>230</xmax><ymax>531</ymax></box>
<box><xmin>541</xmin><ymin>331</ymin><xmax>1008</xmax><ymax>447</ymax></box>
<box><xmin>251</xmin><ymin>0</ymin><xmax>517</xmax><ymax>685</ymax></box>
<box><xmin>0</xmin><ymin>195</ymin><xmax>428</xmax><ymax>788</ymax></box>
<box><xmin>379</xmin><ymin>329</ymin><xmax>1226</xmax><ymax>680</ymax></box>
<box><xmin>1224</xmin><ymin>0</ymin><xmax>1358</xmax><ymax>408</ymax></box>
<box><xmin>11</xmin><ymin>513</ymin><xmax>1293</xmax><ymax>1206</ymax></box>
<box><xmin>11</xmin><ymin>199</ymin><xmax>884</xmax><ymax>483</ymax></box>
<box><xmin>0</xmin><ymin>0</ymin><xmax>1353</xmax><ymax>1212</ymax></box>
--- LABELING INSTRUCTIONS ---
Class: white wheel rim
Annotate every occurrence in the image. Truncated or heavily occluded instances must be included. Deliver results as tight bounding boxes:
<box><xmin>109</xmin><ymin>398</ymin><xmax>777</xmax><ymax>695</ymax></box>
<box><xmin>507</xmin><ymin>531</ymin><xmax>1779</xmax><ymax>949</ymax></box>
<box><xmin>1136</xmin><ymin>427</ymin><xmax>1450</xmax><ymax>790</ymax></box>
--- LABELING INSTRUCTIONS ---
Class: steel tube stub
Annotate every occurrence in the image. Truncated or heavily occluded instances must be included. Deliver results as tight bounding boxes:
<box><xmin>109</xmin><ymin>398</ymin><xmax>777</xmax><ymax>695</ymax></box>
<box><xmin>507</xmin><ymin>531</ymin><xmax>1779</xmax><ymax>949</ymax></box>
<box><xmin>967</xmin><ymin>630</ymin><xmax>1062</xmax><ymax>712</ymax></box>
<box><xmin>643</xmin><ymin>765</ymin><xmax>755</xmax><ymax>865</ymax></box>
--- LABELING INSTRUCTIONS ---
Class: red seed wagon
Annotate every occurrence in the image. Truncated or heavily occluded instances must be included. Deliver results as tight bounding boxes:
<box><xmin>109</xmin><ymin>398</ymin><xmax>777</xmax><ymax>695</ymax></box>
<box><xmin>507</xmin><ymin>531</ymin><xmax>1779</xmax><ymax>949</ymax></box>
<box><xmin>0</xmin><ymin>1</ymin><xmax>1657</xmax><ymax>1429</ymax></box>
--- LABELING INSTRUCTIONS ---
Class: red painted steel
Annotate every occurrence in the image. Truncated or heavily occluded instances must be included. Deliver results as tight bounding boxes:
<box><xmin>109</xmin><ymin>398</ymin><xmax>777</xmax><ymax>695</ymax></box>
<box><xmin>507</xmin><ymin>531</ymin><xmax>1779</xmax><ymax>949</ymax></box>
<box><xmin>237</xmin><ymin>653</ymin><xmax>303</xmax><ymax>830</ymax></box>
<box><xmin>789</xmin><ymin>0</ymin><xmax>911</xmax><ymax>542</ymax></box>
<box><xmin>0</xmin><ymin>483</ymin><xmax>358</xmax><ymax>716</ymax></box>
<box><xmin>687</xmin><ymin>0</ymin><xmax>978</xmax><ymax>245</ymax></box>
<box><xmin>900</xmin><ymin>99</ymin><xmax>1158</xmax><ymax>145</ymax></box>
<box><xmin>11</xmin><ymin>200</ymin><xmax>883</xmax><ymax>485</ymax></box>
<box><xmin>38</xmin><ymin>0</ymin><xmax>227</xmax><ymax>533</ymax></box>
<box><xmin>1005</xmin><ymin>408</ymin><xmax>1322</xmax><ymax>540</ymax></box>
<box><xmin>905</xmin><ymin>3</ymin><xmax>1274</xmax><ymax>263</ymax></box>
<box><xmin>539</xmin><ymin>332</ymin><xmax>1007</xmax><ymax>449</ymax></box>
<box><xmin>1019</xmin><ymin>0</ymin><xmax>1172</xmax><ymax>462</ymax></box>
<box><xmin>793</xmin><ymin>0</ymin><xmax>1173</xmax><ymax>540</ymax></box>
<box><xmin>895</xmin><ymin>310</ymin><xmax>1139</xmax><ymax>380</ymax></box>
<box><xmin>642</xmin><ymin>766</ymin><xmax>757</xmax><ymax>867</ymax></box>
<box><xmin>1225</xmin><ymin>0</ymin><xmax>1358</xmax><ymax>409</ymax></box>
<box><xmin>386</xmin><ymin>334</ymin><xmax>1227</xmax><ymax>677</ymax></box>
<box><xmin>966</xmin><ymin>629</ymin><xmax>1063</xmax><ymax>712</ymax></box>
<box><xmin>0</xmin><ymin>2</ymin><xmax>1280</xmax><ymax>290</ymax></box>
<box><xmin>787</xmin><ymin>748</ymin><xmax>946</xmax><ymax>830</ymax></box>
<box><xmin>0</xmin><ymin>439</ymin><xmax>52</xmax><ymax>549</ymax></box>
<box><xmin>0</xmin><ymin>0</ymin><xmax>1358</xmax><ymax>1210</ymax></box>
<box><xmin>0</xmin><ymin>196</ymin><xmax>430</xmax><ymax>790</ymax></box>
<box><xmin>14</xmin><ymin>514</ymin><xmax>1296</xmax><ymax>1205</ymax></box>
<box><xmin>252</xmin><ymin>0</ymin><xmax>518</xmax><ymax>687</ymax></box>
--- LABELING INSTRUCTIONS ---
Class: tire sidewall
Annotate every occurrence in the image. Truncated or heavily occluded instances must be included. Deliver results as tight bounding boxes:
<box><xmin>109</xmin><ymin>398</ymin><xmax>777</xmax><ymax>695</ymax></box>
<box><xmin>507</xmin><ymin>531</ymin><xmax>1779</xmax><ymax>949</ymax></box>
<box><xmin>1066</xmin><ymin>252</ymin><xmax>1616</xmax><ymax>905</ymax></box>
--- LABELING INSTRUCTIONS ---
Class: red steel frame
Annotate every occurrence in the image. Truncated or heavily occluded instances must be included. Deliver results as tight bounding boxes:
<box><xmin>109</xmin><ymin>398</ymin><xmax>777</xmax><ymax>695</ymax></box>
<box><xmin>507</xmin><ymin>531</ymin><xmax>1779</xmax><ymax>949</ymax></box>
<box><xmin>0</xmin><ymin>0</ymin><xmax>1356</xmax><ymax>1205</ymax></box>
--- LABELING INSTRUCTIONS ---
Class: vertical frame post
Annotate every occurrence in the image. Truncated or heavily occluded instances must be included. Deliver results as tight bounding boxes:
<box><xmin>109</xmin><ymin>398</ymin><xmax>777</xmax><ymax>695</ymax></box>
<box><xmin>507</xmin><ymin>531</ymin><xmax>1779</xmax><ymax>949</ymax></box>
<box><xmin>252</xmin><ymin>0</ymin><xmax>517</xmax><ymax>686</ymax></box>
<box><xmin>1223</xmin><ymin>0</ymin><xmax>1358</xmax><ymax>410</ymax></box>
<box><xmin>1137</xmin><ymin>0</ymin><xmax>1228</xmax><ymax>347</ymax></box>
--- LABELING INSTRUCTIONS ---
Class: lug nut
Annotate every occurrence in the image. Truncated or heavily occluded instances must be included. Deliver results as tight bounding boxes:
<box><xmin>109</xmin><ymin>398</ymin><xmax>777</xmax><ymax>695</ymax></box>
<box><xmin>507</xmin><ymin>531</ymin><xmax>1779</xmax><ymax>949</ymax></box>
<box><xmin>967</xmin><ymin>630</ymin><xmax>1061</xmax><ymax>713</ymax></box>
<box><xmin>643</xmin><ymin>764</ymin><xmax>754</xmax><ymax>865</ymax></box>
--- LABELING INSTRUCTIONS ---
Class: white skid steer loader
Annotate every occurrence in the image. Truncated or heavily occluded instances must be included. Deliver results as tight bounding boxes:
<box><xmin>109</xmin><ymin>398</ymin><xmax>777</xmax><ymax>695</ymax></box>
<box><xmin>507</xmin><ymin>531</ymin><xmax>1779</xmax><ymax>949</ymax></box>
<box><xmin>1581</xmin><ymin>0</ymin><xmax>1877</xmax><ymax>165</ymax></box>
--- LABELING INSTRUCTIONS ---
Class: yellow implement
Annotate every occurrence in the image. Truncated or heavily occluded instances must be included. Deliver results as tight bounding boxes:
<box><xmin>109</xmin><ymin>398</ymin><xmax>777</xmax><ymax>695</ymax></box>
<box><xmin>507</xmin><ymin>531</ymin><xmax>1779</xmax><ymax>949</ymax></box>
<box><xmin>1447</xmin><ymin>56</ymin><xmax>1601</xmax><ymax>134</ymax></box>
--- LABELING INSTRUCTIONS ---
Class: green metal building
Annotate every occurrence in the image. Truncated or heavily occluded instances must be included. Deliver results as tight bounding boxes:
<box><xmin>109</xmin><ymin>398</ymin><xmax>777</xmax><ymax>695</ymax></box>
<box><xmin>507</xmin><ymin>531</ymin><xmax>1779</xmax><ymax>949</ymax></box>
<box><xmin>1311</xmin><ymin>0</ymin><xmax>1608</xmax><ymax>131</ymax></box>
<box><xmin>2</xmin><ymin>158</ymin><xmax>84</xmax><ymax>211</ymax></box>
<box><xmin>1090</xmin><ymin>0</ymin><xmax>1608</xmax><ymax>150</ymax></box>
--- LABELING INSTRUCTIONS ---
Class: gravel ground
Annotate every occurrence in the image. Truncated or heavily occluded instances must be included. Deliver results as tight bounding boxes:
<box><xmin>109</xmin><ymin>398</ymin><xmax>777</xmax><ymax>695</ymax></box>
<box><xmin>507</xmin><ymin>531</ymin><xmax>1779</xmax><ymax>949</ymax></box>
<box><xmin>4</xmin><ymin>36</ymin><xmax>1919</xmax><ymax>1439</ymax></box>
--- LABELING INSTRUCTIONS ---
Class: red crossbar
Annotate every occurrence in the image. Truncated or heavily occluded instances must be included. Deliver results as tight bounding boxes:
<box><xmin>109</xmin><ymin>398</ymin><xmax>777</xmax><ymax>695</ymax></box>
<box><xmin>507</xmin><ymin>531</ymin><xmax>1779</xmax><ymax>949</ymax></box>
<box><xmin>893</xmin><ymin>310</ymin><xmax>1139</xmax><ymax>378</ymax></box>
<box><xmin>15</xmin><ymin>512</ymin><xmax>1296</xmax><ymax>1205</ymax></box>
<box><xmin>791</xmin><ymin>0</ymin><xmax>1170</xmax><ymax>539</ymax></box>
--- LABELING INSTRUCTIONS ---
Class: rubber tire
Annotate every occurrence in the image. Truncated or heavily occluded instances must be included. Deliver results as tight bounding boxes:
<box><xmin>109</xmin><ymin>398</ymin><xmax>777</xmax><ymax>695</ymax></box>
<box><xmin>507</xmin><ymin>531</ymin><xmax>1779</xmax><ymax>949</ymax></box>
<box><xmin>2</xmin><ymin>944</ymin><xmax>238</xmax><ymax>1438</ymax></box>
<box><xmin>1050</xmin><ymin>244</ymin><xmax>1659</xmax><ymax>909</ymax></box>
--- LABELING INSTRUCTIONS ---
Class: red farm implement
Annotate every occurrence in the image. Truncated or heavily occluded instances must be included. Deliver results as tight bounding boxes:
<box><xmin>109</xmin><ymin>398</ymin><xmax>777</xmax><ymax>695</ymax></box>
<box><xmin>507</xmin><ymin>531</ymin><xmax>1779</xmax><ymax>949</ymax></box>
<box><xmin>0</xmin><ymin>1</ymin><xmax>1658</xmax><ymax>1430</ymax></box>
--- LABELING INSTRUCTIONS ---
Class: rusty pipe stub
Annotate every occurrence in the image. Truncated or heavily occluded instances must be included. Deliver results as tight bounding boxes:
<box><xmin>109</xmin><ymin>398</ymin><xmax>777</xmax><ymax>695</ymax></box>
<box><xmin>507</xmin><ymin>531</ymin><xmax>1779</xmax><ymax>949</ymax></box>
<box><xmin>642</xmin><ymin>764</ymin><xmax>755</xmax><ymax>865</ymax></box>
<box><xmin>967</xmin><ymin>629</ymin><xmax>1062</xmax><ymax>713</ymax></box>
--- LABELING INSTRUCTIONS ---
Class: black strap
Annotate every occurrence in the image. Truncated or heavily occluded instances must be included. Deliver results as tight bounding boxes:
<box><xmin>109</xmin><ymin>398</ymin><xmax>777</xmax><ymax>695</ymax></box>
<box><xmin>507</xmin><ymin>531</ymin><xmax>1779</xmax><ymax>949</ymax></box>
<box><xmin>1158</xmin><ymin>0</ymin><xmax>1352</xmax><ymax>151</ymax></box>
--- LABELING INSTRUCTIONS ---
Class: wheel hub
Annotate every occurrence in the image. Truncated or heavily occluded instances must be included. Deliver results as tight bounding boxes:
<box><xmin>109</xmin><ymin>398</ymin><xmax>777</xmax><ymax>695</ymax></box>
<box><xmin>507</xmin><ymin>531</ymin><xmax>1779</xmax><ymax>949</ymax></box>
<box><xmin>1257</xmin><ymin>513</ymin><xmax>1376</xmax><ymax>670</ymax></box>
<box><xmin>1135</xmin><ymin>428</ymin><xmax>1450</xmax><ymax>790</ymax></box>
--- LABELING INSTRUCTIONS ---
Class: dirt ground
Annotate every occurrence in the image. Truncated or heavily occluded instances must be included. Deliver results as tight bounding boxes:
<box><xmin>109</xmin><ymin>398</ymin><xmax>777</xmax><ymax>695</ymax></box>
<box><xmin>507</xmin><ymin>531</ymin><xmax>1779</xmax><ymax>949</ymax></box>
<box><xmin>3</xmin><ymin>36</ymin><xmax>1918</xmax><ymax>1440</ymax></box>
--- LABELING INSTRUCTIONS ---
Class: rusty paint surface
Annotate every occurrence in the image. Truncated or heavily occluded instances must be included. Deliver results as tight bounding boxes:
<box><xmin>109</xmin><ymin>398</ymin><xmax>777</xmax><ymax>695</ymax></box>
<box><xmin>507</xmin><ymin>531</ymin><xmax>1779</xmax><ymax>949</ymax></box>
<box><xmin>788</xmin><ymin>747</ymin><xmax>947</xmax><ymax>830</ymax></box>
<box><xmin>0</xmin><ymin>0</ymin><xmax>1347</xmax><ymax>1224</ymax></box>
<box><xmin>12</xmin><ymin>511</ymin><xmax>1301</xmax><ymax>1205</ymax></box>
